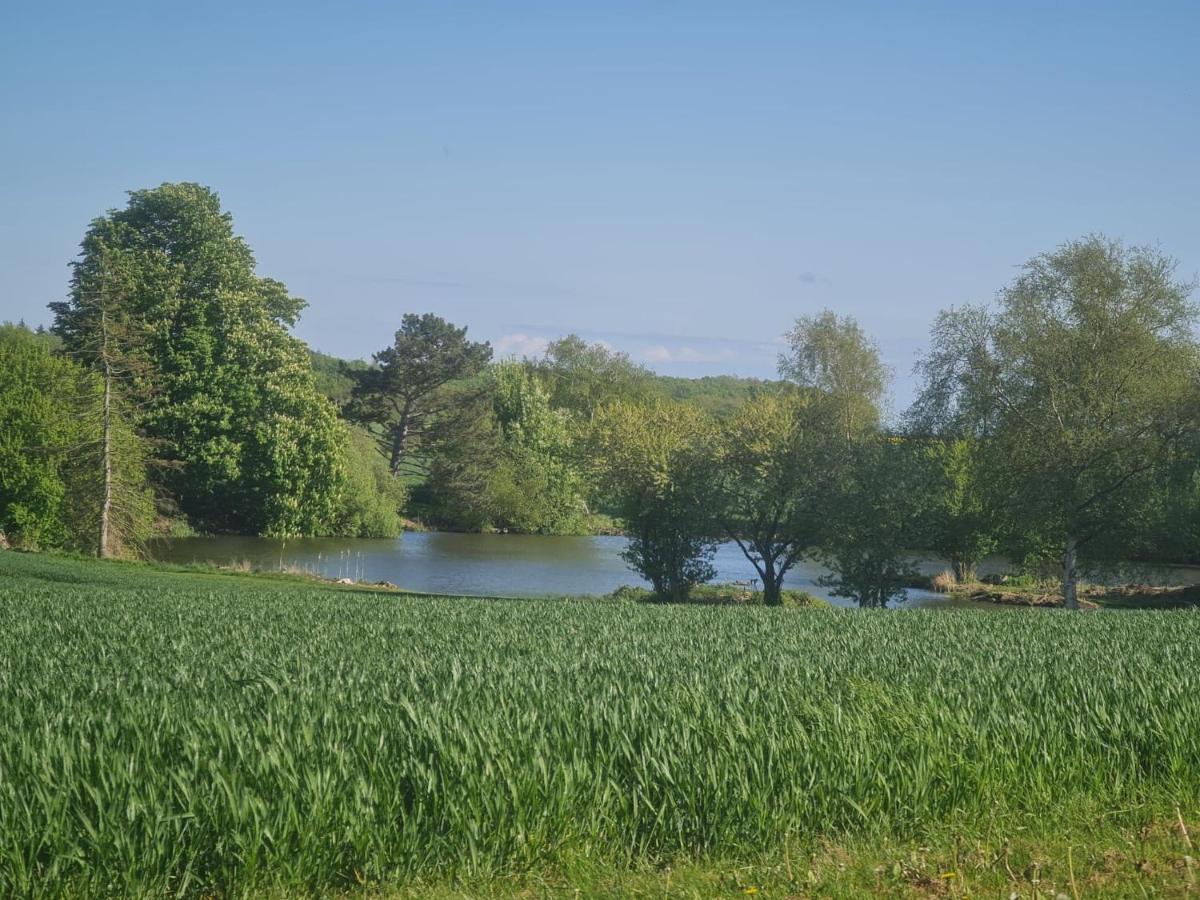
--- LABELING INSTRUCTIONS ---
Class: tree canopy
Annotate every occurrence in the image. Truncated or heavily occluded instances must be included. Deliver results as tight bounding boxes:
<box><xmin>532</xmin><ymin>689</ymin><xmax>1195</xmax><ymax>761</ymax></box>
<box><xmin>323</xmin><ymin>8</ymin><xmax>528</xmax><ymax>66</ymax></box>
<box><xmin>50</xmin><ymin>183</ymin><xmax>350</xmax><ymax>537</ymax></box>
<box><xmin>912</xmin><ymin>237</ymin><xmax>1200</xmax><ymax>606</ymax></box>
<box><xmin>346</xmin><ymin>313</ymin><xmax>492</xmax><ymax>479</ymax></box>
<box><xmin>713</xmin><ymin>391</ymin><xmax>837</xmax><ymax>605</ymax></box>
<box><xmin>779</xmin><ymin>310</ymin><xmax>888</xmax><ymax>439</ymax></box>
<box><xmin>589</xmin><ymin>401</ymin><xmax>717</xmax><ymax>600</ymax></box>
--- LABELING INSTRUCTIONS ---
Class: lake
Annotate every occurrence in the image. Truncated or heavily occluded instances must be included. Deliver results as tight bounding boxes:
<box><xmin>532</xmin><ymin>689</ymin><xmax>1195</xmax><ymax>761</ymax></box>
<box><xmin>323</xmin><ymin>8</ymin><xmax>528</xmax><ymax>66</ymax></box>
<box><xmin>146</xmin><ymin>532</ymin><xmax>1200</xmax><ymax>609</ymax></box>
<box><xmin>149</xmin><ymin>532</ymin><xmax>944</xmax><ymax>607</ymax></box>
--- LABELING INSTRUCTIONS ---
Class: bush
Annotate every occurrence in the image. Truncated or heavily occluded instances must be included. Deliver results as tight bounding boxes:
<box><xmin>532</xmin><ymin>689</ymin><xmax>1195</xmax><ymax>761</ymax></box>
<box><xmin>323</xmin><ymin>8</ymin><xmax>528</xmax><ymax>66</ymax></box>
<box><xmin>604</xmin><ymin>583</ymin><xmax>829</xmax><ymax>608</ymax></box>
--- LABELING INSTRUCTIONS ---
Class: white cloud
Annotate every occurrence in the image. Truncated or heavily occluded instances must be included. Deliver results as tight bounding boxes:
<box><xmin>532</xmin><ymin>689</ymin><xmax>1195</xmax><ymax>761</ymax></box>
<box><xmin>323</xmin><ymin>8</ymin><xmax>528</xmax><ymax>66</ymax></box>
<box><xmin>640</xmin><ymin>345</ymin><xmax>738</xmax><ymax>364</ymax></box>
<box><xmin>494</xmin><ymin>333</ymin><xmax>549</xmax><ymax>358</ymax></box>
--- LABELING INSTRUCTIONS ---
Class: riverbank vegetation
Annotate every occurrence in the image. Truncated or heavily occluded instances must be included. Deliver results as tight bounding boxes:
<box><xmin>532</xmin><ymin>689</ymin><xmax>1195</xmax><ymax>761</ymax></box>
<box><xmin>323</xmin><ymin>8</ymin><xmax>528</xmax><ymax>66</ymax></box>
<box><xmin>0</xmin><ymin>551</ymin><xmax>1195</xmax><ymax>897</ymax></box>
<box><xmin>929</xmin><ymin>571</ymin><xmax>1200</xmax><ymax>610</ymax></box>
<box><xmin>3</xmin><ymin>183</ymin><xmax>1199</xmax><ymax>608</ymax></box>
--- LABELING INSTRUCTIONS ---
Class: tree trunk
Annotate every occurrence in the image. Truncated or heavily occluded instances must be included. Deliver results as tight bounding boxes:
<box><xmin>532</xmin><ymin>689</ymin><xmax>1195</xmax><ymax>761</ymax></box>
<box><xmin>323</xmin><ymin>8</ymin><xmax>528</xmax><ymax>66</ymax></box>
<box><xmin>1062</xmin><ymin>535</ymin><xmax>1079</xmax><ymax>610</ymax></box>
<box><xmin>761</xmin><ymin>563</ymin><xmax>782</xmax><ymax>607</ymax></box>
<box><xmin>951</xmin><ymin>556</ymin><xmax>972</xmax><ymax>584</ymax></box>
<box><xmin>98</xmin><ymin>310</ymin><xmax>114</xmax><ymax>560</ymax></box>
<box><xmin>388</xmin><ymin>404</ymin><xmax>411</xmax><ymax>477</ymax></box>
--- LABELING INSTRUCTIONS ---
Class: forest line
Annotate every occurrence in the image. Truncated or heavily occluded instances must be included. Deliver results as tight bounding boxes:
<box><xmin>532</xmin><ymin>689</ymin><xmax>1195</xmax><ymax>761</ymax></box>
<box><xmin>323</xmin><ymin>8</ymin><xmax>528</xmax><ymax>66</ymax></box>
<box><xmin>3</xmin><ymin>182</ymin><xmax>1199</xmax><ymax>607</ymax></box>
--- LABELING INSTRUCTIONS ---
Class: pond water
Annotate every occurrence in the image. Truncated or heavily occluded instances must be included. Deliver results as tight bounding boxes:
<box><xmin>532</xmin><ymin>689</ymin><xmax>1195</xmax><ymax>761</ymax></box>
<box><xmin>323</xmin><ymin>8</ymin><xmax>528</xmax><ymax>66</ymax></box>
<box><xmin>147</xmin><ymin>533</ymin><xmax>1200</xmax><ymax>610</ymax></box>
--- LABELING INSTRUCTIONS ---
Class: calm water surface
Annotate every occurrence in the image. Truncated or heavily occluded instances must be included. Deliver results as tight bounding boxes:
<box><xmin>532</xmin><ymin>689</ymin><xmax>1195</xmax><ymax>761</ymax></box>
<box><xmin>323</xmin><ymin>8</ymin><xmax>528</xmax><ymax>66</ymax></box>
<box><xmin>147</xmin><ymin>532</ymin><xmax>1200</xmax><ymax>610</ymax></box>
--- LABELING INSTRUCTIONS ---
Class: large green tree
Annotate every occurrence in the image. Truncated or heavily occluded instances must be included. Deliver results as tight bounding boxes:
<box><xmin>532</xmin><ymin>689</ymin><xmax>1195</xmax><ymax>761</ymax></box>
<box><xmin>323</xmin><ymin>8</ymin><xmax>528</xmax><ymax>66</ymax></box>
<box><xmin>488</xmin><ymin>361</ymin><xmax>587</xmax><ymax>533</ymax></box>
<box><xmin>918</xmin><ymin>437</ymin><xmax>997</xmax><ymax>583</ymax></box>
<box><xmin>533</xmin><ymin>335</ymin><xmax>655</xmax><ymax>421</ymax></box>
<box><xmin>420</xmin><ymin>362</ymin><xmax>590</xmax><ymax>533</ymax></box>
<box><xmin>336</xmin><ymin>427</ymin><xmax>406</xmax><ymax>538</ymax></box>
<box><xmin>346</xmin><ymin>313</ymin><xmax>492</xmax><ymax>479</ymax></box>
<box><xmin>779</xmin><ymin>310</ymin><xmax>888</xmax><ymax>439</ymax></box>
<box><xmin>51</xmin><ymin>183</ymin><xmax>347</xmax><ymax>537</ymax></box>
<box><xmin>590</xmin><ymin>401</ymin><xmax>717</xmax><ymax>601</ymax></box>
<box><xmin>714</xmin><ymin>391</ymin><xmax>836</xmax><ymax>606</ymax></box>
<box><xmin>816</xmin><ymin>436</ymin><xmax>931</xmax><ymax>608</ymax></box>
<box><xmin>913</xmin><ymin>237</ymin><xmax>1200</xmax><ymax>607</ymax></box>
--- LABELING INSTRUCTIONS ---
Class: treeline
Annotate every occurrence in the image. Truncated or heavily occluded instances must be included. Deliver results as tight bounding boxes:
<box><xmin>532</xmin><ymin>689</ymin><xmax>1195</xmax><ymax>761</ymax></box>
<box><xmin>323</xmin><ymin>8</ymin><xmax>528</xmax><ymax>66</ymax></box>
<box><xmin>580</xmin><ymin>238</ymin><xmax>1200</xmax><ymax>608</ymax></box>
<box><xmin>307</xmin><ymin>237</ymin><xmax>1200</xmax><ymax>610</ymax></box>
<box><xmin>0</xmin><ymin>183</ymin><xmax>769</xmax><ymax>554</ymax></box>
<box><xmin>2</xmin><ymin>184</ymin><xmax>1198</xmax><ymax>608</ymax></box>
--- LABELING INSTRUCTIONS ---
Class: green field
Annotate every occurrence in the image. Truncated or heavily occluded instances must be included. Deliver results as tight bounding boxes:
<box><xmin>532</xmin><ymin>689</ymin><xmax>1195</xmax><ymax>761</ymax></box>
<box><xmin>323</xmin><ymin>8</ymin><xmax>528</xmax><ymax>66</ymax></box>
<box><xmin>1</xmin><ymin>552</ymin><xmax>1199</xmax><ymax>898</ymax></box>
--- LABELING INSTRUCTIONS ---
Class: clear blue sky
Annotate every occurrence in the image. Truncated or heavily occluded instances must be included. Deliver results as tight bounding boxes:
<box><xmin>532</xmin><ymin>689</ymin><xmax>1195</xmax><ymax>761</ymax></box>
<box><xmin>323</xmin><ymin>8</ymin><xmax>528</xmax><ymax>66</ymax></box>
<box><xmin>3</xmin><ymin>1</ymin><xmax>1198</xmax><ymax>406</ymax></box>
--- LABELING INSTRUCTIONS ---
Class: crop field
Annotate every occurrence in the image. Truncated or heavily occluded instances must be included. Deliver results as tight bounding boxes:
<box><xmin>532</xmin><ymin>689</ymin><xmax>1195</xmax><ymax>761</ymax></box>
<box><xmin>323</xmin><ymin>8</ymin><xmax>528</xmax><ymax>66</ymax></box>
<box><xmin>1</xmin><ymin>552</ymin><xmax>1199</xmax><ymax>897</ymax></box>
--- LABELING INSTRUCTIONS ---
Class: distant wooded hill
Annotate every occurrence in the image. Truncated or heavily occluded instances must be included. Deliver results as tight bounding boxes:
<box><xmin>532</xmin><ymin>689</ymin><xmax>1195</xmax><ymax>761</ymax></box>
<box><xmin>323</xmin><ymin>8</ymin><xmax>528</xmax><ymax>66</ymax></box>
<box><xmin>310</xmin><ymin>349</ymin><xmax>777</xmax><ymax>418</ymax></box>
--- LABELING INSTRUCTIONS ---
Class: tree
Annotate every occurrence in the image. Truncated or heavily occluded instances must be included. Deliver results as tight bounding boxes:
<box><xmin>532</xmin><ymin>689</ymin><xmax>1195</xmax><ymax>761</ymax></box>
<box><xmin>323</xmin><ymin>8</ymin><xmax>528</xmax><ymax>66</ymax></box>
<box><xmin>779</xmin><ymin>310</ymin><xmax>888</xmax><ymax>439</ymax></box>
<box><xmin>346</xmin><ymin>313</ymin><xmax>492</xmax><ymax>479</ymax></box>
<box><xmin>534</xmin><ymin>334</ymin><xmax>655</xmax><ymax>421</ymax></box>
<box><xmin>336</xmin><ymin>426</ymin><xmax>406</xmax><ymax>538</ymax></box>
<box><xmin>817</xmin><ymin>437</ymin><xmax>930</xmax><ymax>608</ymax></box>
<box><xmin>918</xmin><ymin>437</ymin><xmax>997</xmax><ymax>583</ymax></box>
<box><xmin>487</xmin><ymin>361</ymin><xmax>587</xmax><ymax>533</ymax></box>
<box><xmin>773</xmin><ymin>314</ymin><xmax>926</xmax><ymax>607</ymax></box>
<box><xmin>589</xmin><ymin>401</ymin><xmax>717</xmax><ymax>601</ymax></box>
<box><xmin>714</xmin><ymin>391</ymin><xmax>835</xmax><ymax>605</ymax></box>
<box><xmin>0</xmin><ymin>326</ymin><xmax>82</xmax><ymax>549</ymax></box>
<box><xmin>54</xmin><ymin>237</ymin><xmax>153</xmax><ymax>557</ymax></box>
<box><xmin>0</xmin><ymin>324</ymin><xmax>152</xmax><ymax>555</ymax></box>
<box><xmin>51</xmin><ymin>183</ymin><xmax>348</xmax><ymax>537</ymax></box>
<box><xmin>421</xmin><ymin>362</ymin><xmax>590</xmax><ymax>534</ymax></box>
<box><xmin>913</xmin><ymin>237</ymin><xmax>1200</xmax><ymax>608</ymax></box>
<box><xmin>419</xmin><ymin>399</ymin><xmax>507</xmax><ymax>530</ymax></box>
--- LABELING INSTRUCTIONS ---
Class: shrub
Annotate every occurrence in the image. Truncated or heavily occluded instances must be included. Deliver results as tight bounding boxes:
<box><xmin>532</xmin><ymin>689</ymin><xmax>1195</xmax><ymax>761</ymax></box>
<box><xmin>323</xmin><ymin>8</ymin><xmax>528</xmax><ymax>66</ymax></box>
<box><xmin>931</xmin><ymin>570</ymin><xmax>957</xmax><ymax>593</ymax></box>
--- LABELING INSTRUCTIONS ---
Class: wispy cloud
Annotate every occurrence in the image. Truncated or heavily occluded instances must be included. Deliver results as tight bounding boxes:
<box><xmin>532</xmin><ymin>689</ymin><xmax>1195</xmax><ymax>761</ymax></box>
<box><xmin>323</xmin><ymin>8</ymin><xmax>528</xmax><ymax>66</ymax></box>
<box><xmin>798</xmin><ymin>270</ymin><xmax>831</xmax><ymax>286</ymax></box>
<box><xmin>494</xmin><ymin>333</ymin><xmax>549</xmax><ymax>358</ymax></box>
<box><xmin>640</xmin><ymin>345</ymin><xmax>738</xmax><ymax>364</ymax></box>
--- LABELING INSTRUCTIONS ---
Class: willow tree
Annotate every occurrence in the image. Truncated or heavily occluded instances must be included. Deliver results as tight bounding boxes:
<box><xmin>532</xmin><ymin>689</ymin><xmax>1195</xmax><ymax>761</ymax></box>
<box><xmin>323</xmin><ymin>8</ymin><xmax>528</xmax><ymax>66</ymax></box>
<box><xmin>816</xmin><ymin>435</ymin><xmax>931</xmax><ymax>608</ymax></box>
<box><xmin>919</xmin><ymin>437</ymin><xmax>996</xmax><ymax>584</ymax></box>
<box><xmin>913</xmin><ymin>237</ymin><xmax>1200</xmax><ymax>608</ymax></box>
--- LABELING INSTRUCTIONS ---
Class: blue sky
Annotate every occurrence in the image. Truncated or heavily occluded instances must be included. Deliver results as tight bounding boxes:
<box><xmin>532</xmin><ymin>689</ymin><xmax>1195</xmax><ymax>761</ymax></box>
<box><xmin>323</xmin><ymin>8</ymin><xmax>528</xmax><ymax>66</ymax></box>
<box><xmin>3</xmin><ymin>1</ymin><xmax>1198</xmax><ymax>406</ymax></box>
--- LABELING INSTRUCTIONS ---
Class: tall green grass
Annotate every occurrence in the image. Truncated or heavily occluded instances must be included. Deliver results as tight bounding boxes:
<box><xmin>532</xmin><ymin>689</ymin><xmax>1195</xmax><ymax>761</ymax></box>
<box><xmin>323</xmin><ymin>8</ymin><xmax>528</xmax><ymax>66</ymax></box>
<box><xmin>1</xmin><ymin>553</ymin><xmax>1198</xmax><ymax>896</ymax></box>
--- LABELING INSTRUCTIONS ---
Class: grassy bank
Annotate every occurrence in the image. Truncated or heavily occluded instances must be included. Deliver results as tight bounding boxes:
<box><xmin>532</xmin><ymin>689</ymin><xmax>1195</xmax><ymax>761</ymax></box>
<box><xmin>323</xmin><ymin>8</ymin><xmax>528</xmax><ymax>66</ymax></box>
<box><xmin>933</xmin><ymin>574</ymin><xmax>1200</xmax><ymax>610</ymax></box>
<box><xmin>1</xmin><ymin>551</ymin><xmax>1198</xmax><ymax>897</ymax></box>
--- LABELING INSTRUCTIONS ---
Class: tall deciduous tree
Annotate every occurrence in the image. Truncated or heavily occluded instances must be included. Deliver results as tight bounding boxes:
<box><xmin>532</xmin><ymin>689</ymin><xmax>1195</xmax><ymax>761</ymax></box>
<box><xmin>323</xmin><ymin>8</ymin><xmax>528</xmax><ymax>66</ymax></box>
<box><xmin>779</xmin><ymin>310</ymin><xmax>888</xmax><ymax>440</ymax></box>
<box><xmin>488</xmin><ymin>361</ymin><xmax>587</xmax><ymax>533</ymax></box>
<box><xmin>51</xmin><ymin>183</ymin><xmax>347</xmax><ymax>537</ymax></box>
<box><xmin>590</xmin><ymin>401</ymin><xmax>717</xmax><ymax>601</ymax></box>
<box><xmin>534</xmin><ymin>335</ymin><xmax>655</xmax><ymax>421</ymax></box>
<box><xmin>913</xmin><ymin>237</ymin><xmax>1200</xmax><ymax>608</ymax></box>
<box><xmin>346</xmin><ymin>314</ymin><xmax>492</xmax><ymax>478</ymax></box>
